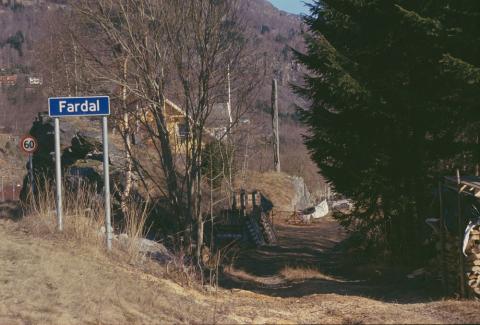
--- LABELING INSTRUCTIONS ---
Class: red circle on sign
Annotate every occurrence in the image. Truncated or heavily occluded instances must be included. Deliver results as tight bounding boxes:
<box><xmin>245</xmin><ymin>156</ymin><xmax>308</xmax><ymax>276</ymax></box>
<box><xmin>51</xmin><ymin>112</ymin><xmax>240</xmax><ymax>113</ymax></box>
<box><xmin>20</xmin><ymin>135</ymin><xmax>38</xmax><ymax>154</ymax></box>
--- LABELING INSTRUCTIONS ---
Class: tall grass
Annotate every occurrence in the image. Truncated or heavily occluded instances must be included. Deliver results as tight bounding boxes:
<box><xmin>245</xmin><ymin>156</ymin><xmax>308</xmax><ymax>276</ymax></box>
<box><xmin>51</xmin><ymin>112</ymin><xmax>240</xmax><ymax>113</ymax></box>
<box><xmin>21</xmin><ymin>177</ymin><xmax>149</xmax><ymax>257</ymax></box>
<box><xmin>119</xmin><ymin>197</ymin><xmax>151</xmax><ymax>264</ymax></box>
<box><xmin>20</xmin><ymin>176</ymin><xmax>200</xmax><ymax>286</ymax></box>
<box><xmin>22</xmin><ymin>179</ymin><xmax>104</xmax><ymax>245</ymax></box>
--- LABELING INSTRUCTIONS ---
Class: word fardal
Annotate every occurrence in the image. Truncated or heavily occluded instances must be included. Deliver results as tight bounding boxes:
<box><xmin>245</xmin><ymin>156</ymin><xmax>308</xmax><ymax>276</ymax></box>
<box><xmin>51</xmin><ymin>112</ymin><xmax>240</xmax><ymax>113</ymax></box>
<box><xmin>58</xmin><ymin>100</ymin><xmax>102</xmax><ymax>113</ymax></box>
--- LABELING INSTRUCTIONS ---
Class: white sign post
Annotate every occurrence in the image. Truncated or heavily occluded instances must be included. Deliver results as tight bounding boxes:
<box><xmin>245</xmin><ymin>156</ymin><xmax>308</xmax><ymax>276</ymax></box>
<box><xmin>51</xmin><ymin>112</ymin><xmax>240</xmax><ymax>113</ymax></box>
<box><xmin>54</xmin><ymin>118</ymin><xmax>63</xmax><ymax>231</ymax></box>
<box><xmin>102</xmin><ymin>116</ymin><xmax>112</xmax><ymax>250</ymax></box>
<box><xmin>49</xmin><ymin>96</ymin><xmax>111</xmax><ymax>249</ymax></box>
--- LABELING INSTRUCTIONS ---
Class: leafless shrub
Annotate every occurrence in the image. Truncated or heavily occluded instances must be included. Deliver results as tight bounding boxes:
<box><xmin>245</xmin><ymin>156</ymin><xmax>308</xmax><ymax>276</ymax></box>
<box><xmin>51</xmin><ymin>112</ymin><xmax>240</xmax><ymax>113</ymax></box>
<box><xmin>165</xmin><ymin>248</ymin><xmax>199</xmax><ymax>288</ymax></box>
<box><xmin>117</xmin><ymin>197</ymin><xmax>151</xmax><ymax>264</ymax></box>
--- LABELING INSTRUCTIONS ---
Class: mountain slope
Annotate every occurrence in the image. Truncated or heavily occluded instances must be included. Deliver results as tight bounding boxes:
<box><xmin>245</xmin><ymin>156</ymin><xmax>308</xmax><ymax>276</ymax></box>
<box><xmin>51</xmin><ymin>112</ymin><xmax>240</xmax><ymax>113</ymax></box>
<box><xmin>0</xmin><ymin>0</ymin><xmax>305</xmax><ymax>131</ymax></box>
<box><xmin>0</xmin><ymin>0</ymin><xmax>322</xmax><ymax>191</ymax></box>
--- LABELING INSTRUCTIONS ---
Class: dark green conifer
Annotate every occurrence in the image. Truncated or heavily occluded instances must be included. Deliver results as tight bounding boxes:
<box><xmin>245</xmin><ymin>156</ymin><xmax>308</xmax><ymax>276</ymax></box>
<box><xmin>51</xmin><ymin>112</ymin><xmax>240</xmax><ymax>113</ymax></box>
<box><xmin>296</xmin><ymin>1</ymin><xmax>480</xmax><ymax>262</ymax></box>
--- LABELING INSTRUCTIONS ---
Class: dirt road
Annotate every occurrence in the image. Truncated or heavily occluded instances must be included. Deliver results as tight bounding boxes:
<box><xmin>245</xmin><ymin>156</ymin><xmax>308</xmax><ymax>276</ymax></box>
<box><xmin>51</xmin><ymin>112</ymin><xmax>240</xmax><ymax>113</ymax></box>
<box><xmin>222</xmin><ymin>217</ymin><xmax>438</xmax><ymax>302</ymax></box>
<box><xmin>1</xmin><ymin>205</ymin><xmax>480</xmax><ymax>324</ymax></box>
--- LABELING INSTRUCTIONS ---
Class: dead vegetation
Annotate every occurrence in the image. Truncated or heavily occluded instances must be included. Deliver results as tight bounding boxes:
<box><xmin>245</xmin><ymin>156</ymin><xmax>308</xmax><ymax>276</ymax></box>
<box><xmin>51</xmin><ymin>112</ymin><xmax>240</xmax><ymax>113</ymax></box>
<box><xmin>238</xmin><ymin>171</ymin><xmax>308</xmax><ymax>213</ymax></box>
<box><xmin>0</xmin><ymin>179</ymin><xmax>478</xmax><ymax>324</ymax></box>
<box><xmin>21</xmin><ymin>181</ymin><xmax>104</xmax><ymax>245</ymax></box>
<box><xmin>2</xmin><ymin>217</ymin><xmax>480</xmax><ymax>324</ymax></box>
<box><xmin>16</xmin><ymin>182</ymin><xmax>201</xmax><ymax>288</ymax></box>
<box><xmin>280</xmin><ymin>265</ymin><xmax>345</xmax><ymax>282</ymax></box>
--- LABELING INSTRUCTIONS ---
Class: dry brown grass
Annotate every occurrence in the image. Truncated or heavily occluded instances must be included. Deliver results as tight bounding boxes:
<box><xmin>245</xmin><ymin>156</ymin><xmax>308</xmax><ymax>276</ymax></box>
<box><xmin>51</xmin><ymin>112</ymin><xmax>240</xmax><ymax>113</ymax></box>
<box><xmin>118</xmin><ymin>198</ymin><xmax>150</xmax><ymax>264</ymax></box>
<box><xmin>224</xmin><ymin>266</ymin><xmax>284</xmax><ymax>286</ymax></box>
<box><xmin>19</xmin><ymin>181</ymin><xmax>201</xmax><ymax>289</ymax></box>
<box><xmin>21</xmin><ymin>180</ymin><xmax>104</xmax><ymax>246</ymax></box>
<box><xmin>19</xmin><ymin>180</ymin><xmax>154</xmax><ymax>265</ymax></box>
<box><xmin>237</xmin><ymin>171</ymin><xmax>296</xmax><ymax>212</ymax></box>
<box><xmin>2</xmin><ymin>217</ymin><xmax>480</xmax><ymax>323</ymax></box>
<box><xmin>280</xmin><ymin>265</ymin><xmax>346</xmax><ymax>282</ymax></box>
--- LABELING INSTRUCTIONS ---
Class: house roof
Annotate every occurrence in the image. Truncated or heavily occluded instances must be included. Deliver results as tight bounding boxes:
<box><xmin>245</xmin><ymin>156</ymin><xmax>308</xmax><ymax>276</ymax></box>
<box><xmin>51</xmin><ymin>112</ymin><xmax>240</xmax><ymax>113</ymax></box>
<box><xmin>124</xmin><ymin>93</ymin><xmax>228</xmax><ymax>141</ymax></box>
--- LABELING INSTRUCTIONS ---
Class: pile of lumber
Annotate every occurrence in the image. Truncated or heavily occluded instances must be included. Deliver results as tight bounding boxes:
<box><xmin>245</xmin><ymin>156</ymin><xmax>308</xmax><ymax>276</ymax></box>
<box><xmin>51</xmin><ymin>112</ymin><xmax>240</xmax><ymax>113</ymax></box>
<box><xmin>465</xmin><ymin>226</ymin><xmax>480</xmax><ymax>297</ymax></box>
<box><xmin>430</xmin><ymin>226</ymin><xmax>480</xmax><ymax>298</ymax></box>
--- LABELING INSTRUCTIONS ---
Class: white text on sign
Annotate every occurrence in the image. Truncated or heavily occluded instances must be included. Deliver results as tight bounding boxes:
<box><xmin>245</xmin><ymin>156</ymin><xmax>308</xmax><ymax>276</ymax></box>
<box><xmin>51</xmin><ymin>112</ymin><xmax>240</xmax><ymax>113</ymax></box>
<box><xmin>59</xmin><ymin>100</ymin><xmax>101</xmax><ymax>114</ymax></box>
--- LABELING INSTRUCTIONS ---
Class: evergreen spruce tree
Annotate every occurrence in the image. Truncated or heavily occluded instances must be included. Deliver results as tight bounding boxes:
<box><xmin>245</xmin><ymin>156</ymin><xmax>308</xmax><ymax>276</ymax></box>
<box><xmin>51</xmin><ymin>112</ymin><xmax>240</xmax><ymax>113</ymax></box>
<box><xmin>296</xmin><ymin>1</ymin><xmax>480</xmax><ymax>263</ymax></box>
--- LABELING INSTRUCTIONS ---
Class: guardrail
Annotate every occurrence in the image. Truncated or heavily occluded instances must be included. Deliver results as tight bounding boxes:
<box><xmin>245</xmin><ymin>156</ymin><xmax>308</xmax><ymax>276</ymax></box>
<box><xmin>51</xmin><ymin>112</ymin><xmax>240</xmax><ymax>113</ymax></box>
<box><xmin>0</xmin><ymin>181</ymin><xmax>22</xmax><ymax>202</ymax></box>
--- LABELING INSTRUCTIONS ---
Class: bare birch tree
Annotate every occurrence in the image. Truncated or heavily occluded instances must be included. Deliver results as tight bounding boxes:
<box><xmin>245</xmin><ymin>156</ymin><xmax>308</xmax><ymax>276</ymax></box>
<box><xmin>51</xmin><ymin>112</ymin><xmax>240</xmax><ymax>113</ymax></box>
<box><xmin>40</xmin><ymin>0</ymin><xmax>261</xmax><ymax>269</ymax></box>
<box><xmin>160</xmin><ymin>0</ymin><xmax>252</xmax><ymax>265</ymax></box>
<box><xmin>72</xmin><ymin>0</ymin><xmax>183</xmax><ymax>219</ymax></box>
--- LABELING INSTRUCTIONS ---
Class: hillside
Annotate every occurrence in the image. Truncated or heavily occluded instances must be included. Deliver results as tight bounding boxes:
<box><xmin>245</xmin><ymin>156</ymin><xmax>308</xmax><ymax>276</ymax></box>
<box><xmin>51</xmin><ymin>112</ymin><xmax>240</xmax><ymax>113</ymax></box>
<box><xmin>0</xmin><ymin>0</ymin><xmax>323</xmax><ymax>193</ymax></box>
<box><xmin>0</xmin><ymin>0</ymin><xmax>305</xmax><ymax>129</ymax></box>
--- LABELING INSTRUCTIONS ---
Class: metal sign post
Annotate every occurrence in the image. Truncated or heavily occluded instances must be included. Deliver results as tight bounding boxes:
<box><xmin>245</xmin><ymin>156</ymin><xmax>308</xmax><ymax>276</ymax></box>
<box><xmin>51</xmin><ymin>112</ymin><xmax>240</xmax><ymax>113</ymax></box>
<box><xmin>28</xmin><ymin>154</ymin><xmax>35</xmax><ymax>194</ymax></box>
<box><xmin>54</xmin><ymin>118</ymin><xmax>63</xmax><ymax>231</ymax></box>
<box><xmin>20</xmin><ymin>135</ymin><xmax>39</xmax><ymax>198</ymax></box>
<box><xmin>49</xmin><ymin>96</ymin><xmax>111</xmax><ymax>249</ymax></box>
<box><xmin>102</xmin><ymin>116</ymin><xmax>112</xmax><ymax>250</ymax></box>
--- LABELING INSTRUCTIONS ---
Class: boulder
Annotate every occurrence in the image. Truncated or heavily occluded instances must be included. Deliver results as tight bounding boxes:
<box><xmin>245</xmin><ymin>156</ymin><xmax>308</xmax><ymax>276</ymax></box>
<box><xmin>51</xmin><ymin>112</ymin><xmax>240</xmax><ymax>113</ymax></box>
<box><xmin>117</xmin><ymin>233</ymin><xmax>172</xmax><ymax>263</ymax></box>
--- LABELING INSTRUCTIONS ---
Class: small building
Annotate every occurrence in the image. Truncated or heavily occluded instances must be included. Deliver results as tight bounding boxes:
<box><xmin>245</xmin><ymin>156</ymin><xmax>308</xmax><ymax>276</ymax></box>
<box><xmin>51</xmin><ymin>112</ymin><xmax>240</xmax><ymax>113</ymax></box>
<box><xmin>1</xmin><ymin>0</ymin><xmax>45</xmax><ymax>7</ymax></box>
<box><xmin>28</xmin><ymin>76</ymin><xmax>43</xmax><ymax>86</ymax></box>
<box><xmin>126</xmin><ymin>96</ymin><xmax>228</xmax><ymax>153</ymax></box>
<box><xmin>0</xmin><ymin>74</ymin><xmax>17</xmax><ymax>86</ymax></box>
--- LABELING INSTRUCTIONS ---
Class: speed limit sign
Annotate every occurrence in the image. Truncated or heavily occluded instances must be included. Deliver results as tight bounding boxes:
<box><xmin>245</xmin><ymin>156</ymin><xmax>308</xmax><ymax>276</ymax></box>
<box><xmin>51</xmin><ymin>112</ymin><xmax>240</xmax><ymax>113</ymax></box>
<box><xmin>20</xmin><ymin>135</ymin><xmax>38</xmax><ymax>154</ymax></box>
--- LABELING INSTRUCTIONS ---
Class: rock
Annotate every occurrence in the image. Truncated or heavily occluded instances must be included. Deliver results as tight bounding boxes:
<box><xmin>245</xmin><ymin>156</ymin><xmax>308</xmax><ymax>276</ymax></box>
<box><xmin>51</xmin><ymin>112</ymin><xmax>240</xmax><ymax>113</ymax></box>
<box><xmin>137</xmin><ymin>238</ymin><xmax>172</xmax><ymax>262</ymax></box>
<box><xmin>291</xmin><ymin>176</ymin><xmax>312</xmax><ymax>210</ymax></box>
<box><xmin>203</xmin><ymin>285</ymin><xmax>217</xmax><ymax>293</ymax></box>
<box><xmin>62</xmin><ymin>133</ymin><xmax>103</xmax><ymax>166</ymax></box>
<box><xmin>117</xmin><ymin>235</ymin><xmax>172</xmax><ymax>263</ymax></box>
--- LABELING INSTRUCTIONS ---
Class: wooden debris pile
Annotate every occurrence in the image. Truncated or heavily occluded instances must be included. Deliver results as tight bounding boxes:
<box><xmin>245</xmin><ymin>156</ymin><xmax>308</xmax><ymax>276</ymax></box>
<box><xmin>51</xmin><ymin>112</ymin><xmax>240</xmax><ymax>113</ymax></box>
<box><xmin>433</xmin><ymin>225</ymin><xmax>480</xmax><ymax>297</ymax></box>
<box><xmin>213</xmin><ymin>190</ymin><xmax>277</xmax><ymax>247</ymax></box>
<box><xmin>465</xmin><ymin>226</ymin><xmax>480</xmax><ymax>297</ymax></box>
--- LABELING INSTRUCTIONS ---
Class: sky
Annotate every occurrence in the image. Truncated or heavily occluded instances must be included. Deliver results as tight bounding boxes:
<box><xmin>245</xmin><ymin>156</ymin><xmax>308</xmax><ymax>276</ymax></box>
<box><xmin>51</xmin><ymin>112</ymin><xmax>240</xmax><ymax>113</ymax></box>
<box><xmin>268</xmin><ymin>0</ymin><xmax>314</xmax><ymax>15</ymax></box>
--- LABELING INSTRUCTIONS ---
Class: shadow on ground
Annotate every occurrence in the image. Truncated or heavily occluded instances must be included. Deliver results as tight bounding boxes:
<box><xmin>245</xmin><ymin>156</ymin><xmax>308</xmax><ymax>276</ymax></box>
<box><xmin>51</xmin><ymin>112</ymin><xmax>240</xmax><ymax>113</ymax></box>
<box><xmin>219</xmin><ymin>217</ymin><xmax>442</xmax><ymax>303</ymax></box>
<box><xmin>0</xmin><ymin>201</ymin><xmax>22</xmax><ymax>221</ymax></box>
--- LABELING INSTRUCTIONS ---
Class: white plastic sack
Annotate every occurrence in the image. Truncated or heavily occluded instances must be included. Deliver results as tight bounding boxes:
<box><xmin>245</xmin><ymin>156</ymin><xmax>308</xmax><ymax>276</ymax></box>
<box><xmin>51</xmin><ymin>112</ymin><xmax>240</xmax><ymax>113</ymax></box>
<box><xmin>312</xmin><ymin>200</ymin><xmax>329</xmax><ymax>219</ymax></box>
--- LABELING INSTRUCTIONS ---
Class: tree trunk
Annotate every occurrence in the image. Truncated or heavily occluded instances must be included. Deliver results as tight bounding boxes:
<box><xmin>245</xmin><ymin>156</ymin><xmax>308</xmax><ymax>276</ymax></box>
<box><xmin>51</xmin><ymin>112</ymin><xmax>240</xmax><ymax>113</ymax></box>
<box><xmin>120</xmin><ymin>57</ymin><xmax>133</xmax><ymax>217</ymax></box>
<box><xmin>152</xmin><ymin>96</ymin><xmax>181</xmax><ymax>219</ymax></box>
<box><xmin>271</xmin><ymin>79</ymin><xmax>280</xmax><ymax>172</ymax></box>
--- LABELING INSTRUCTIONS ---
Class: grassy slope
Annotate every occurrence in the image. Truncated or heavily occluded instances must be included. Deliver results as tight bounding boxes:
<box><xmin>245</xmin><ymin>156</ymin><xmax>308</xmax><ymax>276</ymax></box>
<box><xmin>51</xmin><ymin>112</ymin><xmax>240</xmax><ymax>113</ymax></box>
<box><xmin>1</xmin><ymin>219</ymin><xmax>480</xmax><ymax>324</ymax></box>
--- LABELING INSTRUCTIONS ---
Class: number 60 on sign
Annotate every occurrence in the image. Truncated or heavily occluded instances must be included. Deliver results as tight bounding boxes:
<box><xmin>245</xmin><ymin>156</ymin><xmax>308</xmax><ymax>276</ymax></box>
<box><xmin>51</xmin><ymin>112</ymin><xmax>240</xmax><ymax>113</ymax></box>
<box><xmin>20</xmin><ymin>135</ymin><xmax>38</xmax><ymax>154</ymax></box>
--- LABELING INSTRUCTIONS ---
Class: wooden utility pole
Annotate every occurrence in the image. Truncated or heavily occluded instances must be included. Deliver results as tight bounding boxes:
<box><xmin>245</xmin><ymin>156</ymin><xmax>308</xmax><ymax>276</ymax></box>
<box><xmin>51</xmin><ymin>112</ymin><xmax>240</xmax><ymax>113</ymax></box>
<box><xmin>271</xmin><ymin>79</ymin><xmax>281</xmax><ymax>172</ymax></box>
<box><xmin>227</xmin><ymin>64</ymin><xmax>233</xmax><ymax>128</ymax></box>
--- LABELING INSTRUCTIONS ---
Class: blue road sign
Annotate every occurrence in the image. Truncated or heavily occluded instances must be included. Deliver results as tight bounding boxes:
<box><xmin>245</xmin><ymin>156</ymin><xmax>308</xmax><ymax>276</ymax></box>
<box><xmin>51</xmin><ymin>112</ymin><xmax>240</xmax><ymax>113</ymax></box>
<box><xmin>49</xmin><ymin>96</ymin><xmax>110</xmax><ymax>117</ymax></box>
